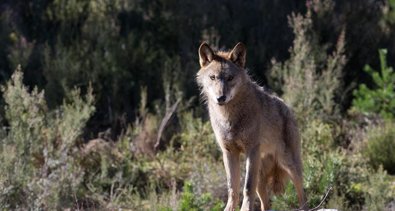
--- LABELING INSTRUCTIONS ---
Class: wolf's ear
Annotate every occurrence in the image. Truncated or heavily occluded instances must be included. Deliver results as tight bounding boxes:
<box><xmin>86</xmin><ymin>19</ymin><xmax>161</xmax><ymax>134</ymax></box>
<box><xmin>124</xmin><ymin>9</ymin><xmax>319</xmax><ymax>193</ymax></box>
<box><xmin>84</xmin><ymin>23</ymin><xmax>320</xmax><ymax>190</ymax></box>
<box><xmin>199</xmin><ymin>43</ymin><xmax>214</xmax><ymax>68</ymax></box>
<box><xmin>229</xmin><ymin>42</ymin><xmax>246</xmax><ymax>68</ymax></box>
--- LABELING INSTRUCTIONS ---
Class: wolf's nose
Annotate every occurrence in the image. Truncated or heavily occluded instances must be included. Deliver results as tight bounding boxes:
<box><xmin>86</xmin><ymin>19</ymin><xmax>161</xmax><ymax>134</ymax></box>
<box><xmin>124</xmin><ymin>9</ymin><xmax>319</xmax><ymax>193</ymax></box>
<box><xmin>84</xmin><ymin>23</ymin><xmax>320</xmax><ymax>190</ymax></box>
<box><xmin>217</xmin><ymin>96</ymin><xmax>226</xmax><ymax>103</ymax></box>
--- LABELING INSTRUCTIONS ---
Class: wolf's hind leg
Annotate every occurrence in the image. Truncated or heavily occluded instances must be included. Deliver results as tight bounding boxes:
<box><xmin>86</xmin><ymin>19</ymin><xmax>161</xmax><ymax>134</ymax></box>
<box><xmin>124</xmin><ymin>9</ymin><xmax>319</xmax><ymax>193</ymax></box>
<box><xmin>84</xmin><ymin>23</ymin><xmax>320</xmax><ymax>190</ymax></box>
<box><xmin>289</xmin><ymin>168</ymin><xmax>305</xmax><ymax>210</ymax></box>
<box><xmin>282</xmin><ymin>116</ymin><xmax>306</xmax><ymax>209</ymax></box>
<box><xmin>279</xmin><ymin>155</ymin><xmax>306</xmax><ymax>210</ymax></box>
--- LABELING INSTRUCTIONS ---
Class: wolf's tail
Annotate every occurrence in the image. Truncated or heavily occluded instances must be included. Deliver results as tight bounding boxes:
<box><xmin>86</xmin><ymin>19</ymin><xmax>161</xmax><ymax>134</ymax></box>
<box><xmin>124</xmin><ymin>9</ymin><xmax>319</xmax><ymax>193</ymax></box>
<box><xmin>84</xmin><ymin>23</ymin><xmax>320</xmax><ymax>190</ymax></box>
<box><xmin>271</xmin><ymin>163</ymin><xmax>288</xmax><ymax>195</ymax></box>
<box><xmin>261</xmin><ymin>155</ymin><xmax>289</xmax><ymax>195</ymax></box>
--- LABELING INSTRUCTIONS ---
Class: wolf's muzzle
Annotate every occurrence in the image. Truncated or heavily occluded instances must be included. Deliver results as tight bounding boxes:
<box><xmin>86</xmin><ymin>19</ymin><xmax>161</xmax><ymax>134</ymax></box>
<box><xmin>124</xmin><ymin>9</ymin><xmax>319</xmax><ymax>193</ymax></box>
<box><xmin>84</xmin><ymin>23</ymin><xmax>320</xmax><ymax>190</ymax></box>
<box><xmin>217</xmin><ymin>95</ymin><xmax>226</xmax><ymax>104</ymax></box>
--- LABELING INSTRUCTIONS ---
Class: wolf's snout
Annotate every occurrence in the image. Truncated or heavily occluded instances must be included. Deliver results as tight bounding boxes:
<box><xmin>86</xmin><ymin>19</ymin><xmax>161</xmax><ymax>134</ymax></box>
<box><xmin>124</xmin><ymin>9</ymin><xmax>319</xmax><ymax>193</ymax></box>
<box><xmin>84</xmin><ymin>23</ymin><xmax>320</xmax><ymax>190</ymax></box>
<box><xmin>217</xmin><ymin>96</ymin><xmax>226</xmax><ymax>103</ymax></box>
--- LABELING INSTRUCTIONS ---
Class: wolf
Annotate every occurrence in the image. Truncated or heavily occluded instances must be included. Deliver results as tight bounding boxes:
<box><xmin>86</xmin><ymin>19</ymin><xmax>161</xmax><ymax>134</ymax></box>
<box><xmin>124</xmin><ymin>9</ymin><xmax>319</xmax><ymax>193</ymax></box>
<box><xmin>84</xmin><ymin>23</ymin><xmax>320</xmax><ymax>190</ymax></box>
<box><xmin>196</xmin><ymin>42</ymin><xmax>306</xmax><ymax>211</ymax></box>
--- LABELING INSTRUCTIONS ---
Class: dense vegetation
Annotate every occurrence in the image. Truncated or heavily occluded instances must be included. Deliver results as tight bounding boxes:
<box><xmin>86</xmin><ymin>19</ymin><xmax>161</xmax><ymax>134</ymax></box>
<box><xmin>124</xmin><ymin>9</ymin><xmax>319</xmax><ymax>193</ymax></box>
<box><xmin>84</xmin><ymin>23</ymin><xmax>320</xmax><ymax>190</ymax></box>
<box><xmin>0</xmin><ymin>0</ymin><xmax>394</xmax><ymax>210</ymax></box>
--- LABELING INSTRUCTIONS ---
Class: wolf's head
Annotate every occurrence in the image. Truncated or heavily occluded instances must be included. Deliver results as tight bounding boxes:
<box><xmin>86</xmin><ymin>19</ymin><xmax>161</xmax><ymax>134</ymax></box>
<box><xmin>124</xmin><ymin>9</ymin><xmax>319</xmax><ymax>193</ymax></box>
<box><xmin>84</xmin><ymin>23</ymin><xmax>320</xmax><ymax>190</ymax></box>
<box><xmin>196</xmin><ymin>42</ymin><xmax>247</xmax><ymax>106</ymax></box>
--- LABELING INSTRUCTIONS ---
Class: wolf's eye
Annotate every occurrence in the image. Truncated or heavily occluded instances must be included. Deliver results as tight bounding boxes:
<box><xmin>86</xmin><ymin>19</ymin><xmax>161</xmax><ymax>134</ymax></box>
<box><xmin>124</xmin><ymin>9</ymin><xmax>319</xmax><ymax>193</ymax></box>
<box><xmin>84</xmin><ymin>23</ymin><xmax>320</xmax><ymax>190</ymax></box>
<box><xmin>227</xmin><ymin>76</ymin><xmax>234</xmax><ymax>81</ymax></box>
<box><xmin>210</xmin><ymin>75</ymin><xmax>215</xmax><ymax>80</ymax></box>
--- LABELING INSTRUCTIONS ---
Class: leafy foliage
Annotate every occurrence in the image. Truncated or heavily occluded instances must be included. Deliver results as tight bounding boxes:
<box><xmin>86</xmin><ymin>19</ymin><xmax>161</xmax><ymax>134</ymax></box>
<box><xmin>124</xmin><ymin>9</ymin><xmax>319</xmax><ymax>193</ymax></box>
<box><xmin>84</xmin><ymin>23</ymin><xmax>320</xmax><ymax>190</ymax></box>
<box><xmin>362</xmin><ymin>121</ymin><xmax>395</xmax><ymax>174</ymax></box>
<box><xmin>352</xmin><ymin>49</ymin><xmax>395</xmax><ymax>119</ymax></box>
<box><xmin>0</xmin><ymin>67</ymin><xmax>95</xmax><ymax>209</ymax></box>
<box><xmin>361</xmin><ymin>166</ymin><xmax>395</xmax><ymax>211</ymax></box>
<box><xmin>178</xmin><ymin>182</ymin><xmax>224</xmax><ymax>211</ymax></box>
<box><xmin>270</xmin><ymin>8</ymin><xmax>346</xmax><ymax>121</ymax></box>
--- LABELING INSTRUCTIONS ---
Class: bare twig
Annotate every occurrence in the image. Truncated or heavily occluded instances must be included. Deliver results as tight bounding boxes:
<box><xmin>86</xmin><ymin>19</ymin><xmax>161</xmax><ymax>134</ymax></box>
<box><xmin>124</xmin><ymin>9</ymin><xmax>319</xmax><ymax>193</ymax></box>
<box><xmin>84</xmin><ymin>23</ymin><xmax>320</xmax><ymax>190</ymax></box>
<box><xmin>293</xmin><ymin>186</ymin><xmax>333</xmax><ymax>211</ymax></box>
<box><xmin>154</xmin><ymin>99</ymin><xmax>181</xmax><ymax>149</ymax></box>
<box><xmin>308</xmin><ymin>186</ymin><xmax>333</xmax><ymax>211</ymax></box>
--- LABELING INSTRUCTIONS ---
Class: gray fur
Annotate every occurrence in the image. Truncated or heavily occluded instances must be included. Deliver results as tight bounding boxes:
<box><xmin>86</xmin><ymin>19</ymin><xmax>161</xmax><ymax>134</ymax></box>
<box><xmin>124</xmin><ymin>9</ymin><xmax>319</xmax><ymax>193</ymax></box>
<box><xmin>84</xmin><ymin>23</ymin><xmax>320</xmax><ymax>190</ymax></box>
<box><xmin>197</xmin><ymin>42</ymin><xmax>306</xmax><ymax>211</ymax></box>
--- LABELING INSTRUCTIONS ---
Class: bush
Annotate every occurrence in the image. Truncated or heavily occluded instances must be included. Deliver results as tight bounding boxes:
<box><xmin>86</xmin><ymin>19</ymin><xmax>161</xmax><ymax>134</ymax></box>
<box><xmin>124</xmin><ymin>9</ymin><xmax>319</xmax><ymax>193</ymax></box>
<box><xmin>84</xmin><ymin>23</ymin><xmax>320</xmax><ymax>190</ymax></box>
<box><xmin>270</xmin><ymin>7</ymin><xmax>346</xmax><ymax>122</ymax></box>
<box><xmin>361</xmin><ymin>166</ymin><xmax>395</xmax><ymax>211</ymax></box>
<box><xmin>178</xmin><ymin>182</ymin><xmax>224</xmax><ymax>211</ymax></box>
<box><xmin>333</xmin><ymin>150</ymin><xmax>395</xmax><ymax>211</ymax></box>
<box><xmin>326</xmin><ymin>118</ymin><xmax>395</xmax><ymax>211</ymax></box>
<box><xmin>362</xmin><ymin>121</ymin><xmax>395</xmax><ymax>174</ymax></box>
<box><xmin>0</xmin><ymin>66</ymin><xmax>95</xmax><ymax>209</ymax></box>
<box><xmin>352</xmin><ymin>49</ymin><xmax>395</xmax><ymax>119</ymax></box>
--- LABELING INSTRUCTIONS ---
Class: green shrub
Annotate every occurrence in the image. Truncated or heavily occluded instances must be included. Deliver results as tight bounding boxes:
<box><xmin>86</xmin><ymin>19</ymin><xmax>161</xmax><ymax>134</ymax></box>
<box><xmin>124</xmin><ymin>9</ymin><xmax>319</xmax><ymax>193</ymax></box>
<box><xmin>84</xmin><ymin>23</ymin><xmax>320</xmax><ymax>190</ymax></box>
<box><xmin>179</xmin><ymin>181</ymin><xmax>224</xmax><ymax>211</ymax></box>
<box><xmin>336</xmin><ymin>153</ymin><xmax>395</xmax><ymax>211</ymax></box>
<box><xmin>330</xmin><ymin>120</ymin><xmax>395</xmax><ymax>211</ymax></box>
<box><xmin>384</xmin><ymin>0</ymin><xmax>395</xmax><ymax>24</ymax></box>
<box><xmin>362</xmin><ymin>121</ymin><xmax>395</xmax><ymax>174</ymax></box>
<box><xmin>352</xmin><ymin>49</ymin><xmax>395</xmax><ymax>119</ymax></box>
<box><xmin>77</xmin><ymin>102</ymin><xmax>225</xmax><ymax>209</ymax></box>
<box><xmin>270</xmin><ymin>9</ymin><xmax>346</xmax><ymax>122</ymax></box>
<box><xmin>0</xmin><ymin>66</ymin><xmax>95</xmax><ymax>209</ymax></box>
<box><xmin>361</xmin><ymin>166</ymin><xmax>395</xmax><ymax>211</ymax></box>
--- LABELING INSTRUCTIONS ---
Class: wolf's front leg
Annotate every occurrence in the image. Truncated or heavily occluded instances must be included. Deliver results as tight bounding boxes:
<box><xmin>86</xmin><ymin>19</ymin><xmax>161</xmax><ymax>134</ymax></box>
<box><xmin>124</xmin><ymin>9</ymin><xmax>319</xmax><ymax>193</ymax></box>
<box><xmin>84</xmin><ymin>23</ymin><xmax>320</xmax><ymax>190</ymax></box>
<box><xmin>223</xmin><ymin>150</ymin><xmax>240</xmax><ymax>211</ymax></box>
<box><xmin>241</xmin><ymin>146</ymin><xmax>261</xmax><ymax>211</ymax></box>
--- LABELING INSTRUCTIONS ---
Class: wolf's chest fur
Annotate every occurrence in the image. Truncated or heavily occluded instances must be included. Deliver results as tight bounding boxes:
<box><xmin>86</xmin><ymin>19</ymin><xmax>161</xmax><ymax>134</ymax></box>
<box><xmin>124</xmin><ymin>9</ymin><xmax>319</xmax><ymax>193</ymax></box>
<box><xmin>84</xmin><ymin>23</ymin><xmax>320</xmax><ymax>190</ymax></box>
<box><xmin>213</xmin><ymin>117</ymin><xmax>238</xmax><ymax>141</ymax></box>
<box><xmin>209</xmin><ymin>106</ymin><xmax>255</xmax><ymax>151</ymax></box>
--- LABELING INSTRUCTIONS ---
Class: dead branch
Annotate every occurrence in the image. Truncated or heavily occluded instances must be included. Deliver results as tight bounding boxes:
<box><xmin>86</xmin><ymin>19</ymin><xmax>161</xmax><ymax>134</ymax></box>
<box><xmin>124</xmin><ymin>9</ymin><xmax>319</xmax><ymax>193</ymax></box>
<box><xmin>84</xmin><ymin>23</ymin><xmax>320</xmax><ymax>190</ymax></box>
<box><xmin>154</xmin><ymin>99</ymin><xmax>181</xmax><ymax>149</ymax></box>
<box><xmin>308</xmin><ymin>186</ymin><xmax>333</xmax><ymax>211</ymax></box>
<box><xmin>293</xmin><ymin>186</ymin><xmax>333</xmax><ymax>211</ymax></box>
